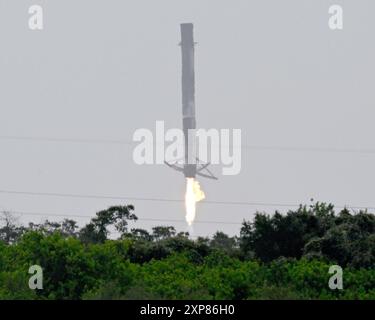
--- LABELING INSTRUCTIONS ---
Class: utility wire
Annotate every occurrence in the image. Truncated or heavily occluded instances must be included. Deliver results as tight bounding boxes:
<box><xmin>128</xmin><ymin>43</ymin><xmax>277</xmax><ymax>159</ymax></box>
<box><xmin>1</xmin><ymin>135</ymin><xmax>375</xmax><ymax>155</ymax></box>
<box><xmin>0</xmin><ymin>135</ymin><xmax>133</xmax><ymax>145</ymax></box>
<box><xmin>0</xmin><ymin>189</ymin><xmax>373</xmax><ymax>211</ymax></box>
<box><xmin>0</xmin><ymin>209</ymin><xmax>224</xmax><ymax>238</ymax></box>
<box><xmin>1</xmin><ymin>209</ymin><xmax>242</xmax><ymax>225</ymax></box>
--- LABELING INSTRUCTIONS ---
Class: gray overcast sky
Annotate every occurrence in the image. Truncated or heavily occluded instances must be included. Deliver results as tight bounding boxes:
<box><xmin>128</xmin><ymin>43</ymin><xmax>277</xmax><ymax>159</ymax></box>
<box><xmin>1</xmin><ymin>0</ymin><xmax>375</xmax><ymax>237</ymax></box>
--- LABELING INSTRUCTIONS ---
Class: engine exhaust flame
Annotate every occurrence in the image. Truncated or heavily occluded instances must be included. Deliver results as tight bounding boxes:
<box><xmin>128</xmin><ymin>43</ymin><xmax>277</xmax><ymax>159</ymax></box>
<box><xmin>185</xmin><ymin>178</ymin><xmax>205</xmax><ymax>226</ymax></box>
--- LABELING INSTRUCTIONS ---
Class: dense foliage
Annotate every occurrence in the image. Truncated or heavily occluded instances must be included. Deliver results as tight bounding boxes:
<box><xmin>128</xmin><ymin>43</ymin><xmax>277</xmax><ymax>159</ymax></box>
<box><xmin>0</xmin><ymin>203</ymin><xmax>374</xmax><ymax>300</ymax></box>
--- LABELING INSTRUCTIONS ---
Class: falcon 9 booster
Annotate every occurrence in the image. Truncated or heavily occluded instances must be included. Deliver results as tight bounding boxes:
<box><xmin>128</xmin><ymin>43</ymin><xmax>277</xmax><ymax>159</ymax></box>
<box><xmin>181</xmin><ymin>23</ymin><xmax>197</xmax><ymax>178</ymax></box>
<box><xmin>165</xmin><ymin>23</ymin><xmax>217</xmax><ymax>181</ymax></box>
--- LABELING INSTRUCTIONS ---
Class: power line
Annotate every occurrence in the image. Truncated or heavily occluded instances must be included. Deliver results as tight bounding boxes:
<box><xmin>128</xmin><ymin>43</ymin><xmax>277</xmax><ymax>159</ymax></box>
<box><xmin>0</xmin><ymin>135</ymin><xmax>133</xmax><ymax>145</ymax></box>
<box><xmin>2</xmin><ymin>210</ymin><xmax>242</xmax><ymax>225</ymax></box>
<box><xmin>109</xmin><ymin>230</ymin><xmax>213</xmax><ymax>239</ymax></box>
<box><xmin>1</xmin><ymin>135</ymin><xmax>375</xmax><ymax>155</ymax></box>
<box><xmin>1</xmin><ymin>209</ymin><xmax>230</xmax><ymax>239</ymax></box>
<box><xmin>0</xmin><ymin>189</ymin><xmax>303</xmax><ymax>207</ymax></box>
<box><xmin>241</xmin><ymin>145</ymin><xmax>375</xmax><ymax>155</ymax></box>
<box><xmin>0</xmin><ymin>189</ymin><xmax>374</xmax><ymax>211</ymax></box>
<box><xmin>0</xmin><ymin>189</ymin><xmax>182</xmax><ymax>203</ymax></box>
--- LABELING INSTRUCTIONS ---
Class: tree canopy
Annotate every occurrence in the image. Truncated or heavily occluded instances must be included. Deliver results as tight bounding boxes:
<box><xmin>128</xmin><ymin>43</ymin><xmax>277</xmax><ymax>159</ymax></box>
<box><xmin>0</xmin><ymin>202</ymin><xmax>374</xmax><ymax>300</ymax></box>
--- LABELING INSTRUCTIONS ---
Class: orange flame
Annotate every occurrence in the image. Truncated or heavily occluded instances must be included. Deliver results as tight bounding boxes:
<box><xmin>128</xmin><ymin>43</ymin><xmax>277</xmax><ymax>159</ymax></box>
<box><xmin>185</xmin><ymin>178</ymin><xmax>205</xmax><ymax>226</ymax></box>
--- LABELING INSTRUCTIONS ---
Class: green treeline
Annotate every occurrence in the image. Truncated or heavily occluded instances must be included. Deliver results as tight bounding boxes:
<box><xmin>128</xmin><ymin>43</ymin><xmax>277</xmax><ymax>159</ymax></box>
<box><xmin>0</xmin><ymin>203</ymin><xmax>374</xmax><ymax>300</ymax></box>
